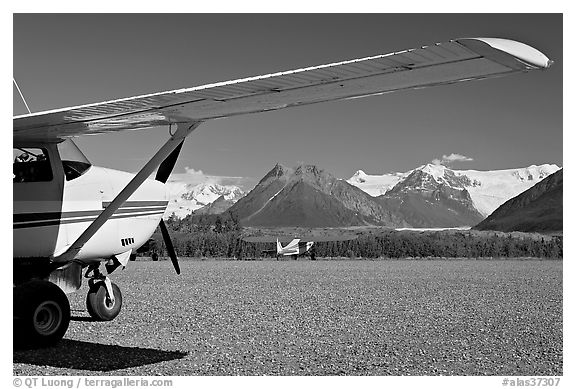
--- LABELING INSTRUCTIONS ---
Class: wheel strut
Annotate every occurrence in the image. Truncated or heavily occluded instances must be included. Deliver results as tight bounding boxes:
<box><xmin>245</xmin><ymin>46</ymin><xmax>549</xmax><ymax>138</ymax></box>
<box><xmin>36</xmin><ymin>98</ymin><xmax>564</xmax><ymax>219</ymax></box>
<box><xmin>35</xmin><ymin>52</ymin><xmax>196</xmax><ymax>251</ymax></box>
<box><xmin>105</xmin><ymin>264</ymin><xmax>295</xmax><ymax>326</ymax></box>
<box><xmin>84</xmin><ymin>263</ymin><xmax>123</xmax><ymax>321</ymax></box>
<box><xmin>85</xmin><ymin>264</ymin><xmax>115</xmax><ymax>305</ymax></box>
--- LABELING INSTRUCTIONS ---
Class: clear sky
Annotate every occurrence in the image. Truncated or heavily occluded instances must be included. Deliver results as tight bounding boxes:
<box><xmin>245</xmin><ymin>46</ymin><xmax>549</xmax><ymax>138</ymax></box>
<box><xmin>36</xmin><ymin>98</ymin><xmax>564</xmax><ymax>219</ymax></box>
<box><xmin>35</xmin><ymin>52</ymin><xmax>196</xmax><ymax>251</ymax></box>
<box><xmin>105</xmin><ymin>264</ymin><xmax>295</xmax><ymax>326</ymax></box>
<box><xmin>13</xmin><ymin>13</ymin><xmax>562</xmax><ymax>188</ymax></box>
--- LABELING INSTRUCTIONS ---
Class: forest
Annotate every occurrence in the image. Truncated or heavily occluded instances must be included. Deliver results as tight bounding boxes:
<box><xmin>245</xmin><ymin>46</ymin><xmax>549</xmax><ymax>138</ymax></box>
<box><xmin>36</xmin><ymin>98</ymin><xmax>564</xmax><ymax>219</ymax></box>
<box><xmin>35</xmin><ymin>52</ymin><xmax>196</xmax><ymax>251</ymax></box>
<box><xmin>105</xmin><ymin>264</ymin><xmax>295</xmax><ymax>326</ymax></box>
<box><xmin>135</xmin><ymin>213</ymin><xmax>563</xmax><ymax>260</ymax></box>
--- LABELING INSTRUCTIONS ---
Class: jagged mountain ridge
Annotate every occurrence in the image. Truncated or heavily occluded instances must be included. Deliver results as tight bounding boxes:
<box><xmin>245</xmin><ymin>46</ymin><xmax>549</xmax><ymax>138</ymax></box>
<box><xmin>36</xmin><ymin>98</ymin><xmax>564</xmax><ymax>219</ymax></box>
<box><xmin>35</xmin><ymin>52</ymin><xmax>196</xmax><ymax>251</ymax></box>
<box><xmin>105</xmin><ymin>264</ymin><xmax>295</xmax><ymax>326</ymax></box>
<box><xmin>474</xmin><ymin>169</ymin><xmax>563</xmax><ymax>233</ymax></box>
<box><xmin>195</xmin><ymin>195</ymin><xmax>238</xmax><ymax>215</ymax></box>
<box><xmin>166</xmin><ymin>182</ymin><xmax>245</xmax><ymax>218</ymax></box>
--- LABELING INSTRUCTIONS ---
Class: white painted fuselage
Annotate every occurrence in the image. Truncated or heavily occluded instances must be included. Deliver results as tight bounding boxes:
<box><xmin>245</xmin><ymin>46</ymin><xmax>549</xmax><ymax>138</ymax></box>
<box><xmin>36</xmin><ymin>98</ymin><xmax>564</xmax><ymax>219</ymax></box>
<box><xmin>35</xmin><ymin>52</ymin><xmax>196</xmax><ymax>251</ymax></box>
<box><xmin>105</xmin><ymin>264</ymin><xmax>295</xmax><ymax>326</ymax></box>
<box><xmin>13</xmin><ymin>164</ymin><xmax>167</xmax><ymax>264</ymax></box>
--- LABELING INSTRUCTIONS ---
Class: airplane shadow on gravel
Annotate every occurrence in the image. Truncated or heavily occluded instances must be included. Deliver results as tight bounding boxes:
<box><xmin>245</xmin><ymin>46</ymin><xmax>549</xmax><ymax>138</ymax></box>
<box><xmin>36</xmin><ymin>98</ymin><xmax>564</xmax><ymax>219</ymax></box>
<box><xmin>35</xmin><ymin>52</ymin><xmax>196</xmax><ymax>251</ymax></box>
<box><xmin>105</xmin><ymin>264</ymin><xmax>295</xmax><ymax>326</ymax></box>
<box><xmin>69</xmin><ymin>315</ymin><xmax>97</xmax><ymax>322</ymax></box>
<box><xmin>14</xmin><ymin>339</ymin><xmax>188</xmax><ymax>371</ymax></box>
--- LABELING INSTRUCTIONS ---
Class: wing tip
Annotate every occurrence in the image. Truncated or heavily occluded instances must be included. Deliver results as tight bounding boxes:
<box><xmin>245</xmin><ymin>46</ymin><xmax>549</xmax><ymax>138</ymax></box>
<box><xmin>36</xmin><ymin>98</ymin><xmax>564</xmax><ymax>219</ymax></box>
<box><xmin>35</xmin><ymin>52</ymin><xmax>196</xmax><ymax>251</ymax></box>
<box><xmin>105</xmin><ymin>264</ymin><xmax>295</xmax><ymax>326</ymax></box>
<box><xmin>456</xmin><ymin>37</ymin><xmax>553</xmax><ymax>69</ymax></box>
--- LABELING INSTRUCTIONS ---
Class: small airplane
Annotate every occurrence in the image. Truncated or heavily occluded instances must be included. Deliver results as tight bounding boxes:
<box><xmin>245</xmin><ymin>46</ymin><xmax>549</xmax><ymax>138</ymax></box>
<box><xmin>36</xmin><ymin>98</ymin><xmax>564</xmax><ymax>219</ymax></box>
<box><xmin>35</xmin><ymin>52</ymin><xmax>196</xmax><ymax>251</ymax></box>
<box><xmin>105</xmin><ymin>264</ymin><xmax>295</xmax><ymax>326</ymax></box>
<box><xmin>261</xmin><ymin>239</ymin><xmax>315</xmax><ymax>260</ymax></box>
<box><xmin>13</xmin><ymin>37</ymin><xmax>552</xmax><ymax>346</ymax></box>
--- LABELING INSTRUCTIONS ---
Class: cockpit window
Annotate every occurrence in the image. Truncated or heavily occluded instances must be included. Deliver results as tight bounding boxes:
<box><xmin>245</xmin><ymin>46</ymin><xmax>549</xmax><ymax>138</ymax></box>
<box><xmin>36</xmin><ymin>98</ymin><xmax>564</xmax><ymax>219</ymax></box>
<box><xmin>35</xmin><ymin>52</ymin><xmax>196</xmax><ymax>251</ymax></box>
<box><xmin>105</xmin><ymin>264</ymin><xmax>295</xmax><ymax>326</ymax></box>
<box><xmin>57</xmin><ymin>139</ymin><xmax>92</xmax><ymax>181</ymax></box>
<box><xmin>13</xmin><ymin>147</ymin><xmax>53</xmax><ymax>183</ymax></box>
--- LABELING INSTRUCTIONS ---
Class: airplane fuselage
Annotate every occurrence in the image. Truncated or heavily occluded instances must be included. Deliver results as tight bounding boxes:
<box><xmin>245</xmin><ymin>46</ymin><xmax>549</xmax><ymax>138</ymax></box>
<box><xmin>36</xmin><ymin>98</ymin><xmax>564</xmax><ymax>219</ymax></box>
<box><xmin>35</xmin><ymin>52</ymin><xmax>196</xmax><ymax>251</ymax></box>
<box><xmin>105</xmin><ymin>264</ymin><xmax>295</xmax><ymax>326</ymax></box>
<box><xmin>13</xmin><ymin>139</ymin><xmax>174</xmax><ymax>346</ymax></box>
<box><xmin>13</xmin><ymin>141</ymin><xmax>167</xmax><ymax>263</ymax></box>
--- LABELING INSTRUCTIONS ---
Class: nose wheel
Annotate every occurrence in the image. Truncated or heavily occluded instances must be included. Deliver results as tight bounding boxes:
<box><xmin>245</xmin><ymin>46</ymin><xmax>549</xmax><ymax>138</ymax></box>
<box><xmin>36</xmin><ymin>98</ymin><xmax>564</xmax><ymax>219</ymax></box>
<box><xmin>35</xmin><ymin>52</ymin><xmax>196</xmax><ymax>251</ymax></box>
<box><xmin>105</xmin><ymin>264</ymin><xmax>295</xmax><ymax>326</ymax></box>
<box><xmin>85</xmin><ymin>265</ymin><xmax>123</xmax><ymax>321</ymax></box>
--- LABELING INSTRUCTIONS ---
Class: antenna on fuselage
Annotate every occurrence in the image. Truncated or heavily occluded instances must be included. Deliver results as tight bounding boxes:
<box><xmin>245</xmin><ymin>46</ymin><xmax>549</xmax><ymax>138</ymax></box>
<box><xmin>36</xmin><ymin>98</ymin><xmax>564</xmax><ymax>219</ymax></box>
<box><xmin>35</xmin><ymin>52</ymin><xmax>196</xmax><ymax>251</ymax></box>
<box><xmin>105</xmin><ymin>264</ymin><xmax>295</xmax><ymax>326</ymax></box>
<box><xmin>13</xmin><ymin>78</ymin><xmax>32</xmax><ymax>114</ymax></box>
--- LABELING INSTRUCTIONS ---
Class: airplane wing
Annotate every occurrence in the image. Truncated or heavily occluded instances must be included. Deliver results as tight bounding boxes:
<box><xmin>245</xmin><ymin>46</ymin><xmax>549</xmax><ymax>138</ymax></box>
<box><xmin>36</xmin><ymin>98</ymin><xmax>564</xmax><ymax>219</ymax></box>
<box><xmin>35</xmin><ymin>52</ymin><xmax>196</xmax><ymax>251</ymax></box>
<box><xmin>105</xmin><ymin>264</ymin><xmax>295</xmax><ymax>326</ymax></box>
<box><xmin>261</xmin><ymin>249</ymin><xmax>278</xmax><ymax>254</ymax></box>
<box><xmin>14</xmin><ymin>38</ymin><xmax>552</xmax><ymax>141</ymax></box>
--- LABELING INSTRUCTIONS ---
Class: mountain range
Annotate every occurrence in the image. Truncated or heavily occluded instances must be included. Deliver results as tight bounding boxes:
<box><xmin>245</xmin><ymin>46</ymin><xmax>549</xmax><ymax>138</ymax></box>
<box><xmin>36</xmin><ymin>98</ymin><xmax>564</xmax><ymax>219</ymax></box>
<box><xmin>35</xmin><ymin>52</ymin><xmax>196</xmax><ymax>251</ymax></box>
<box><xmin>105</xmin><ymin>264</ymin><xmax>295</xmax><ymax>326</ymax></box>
<box><xmin>348</xmin><ymin>163</ymin><xmax>560</xmax><ymax>217</ymax></box>
<box><xmin>166</xmin><ymin>162</ymin><xmax>560</xmax><ymax>230</ymax></box>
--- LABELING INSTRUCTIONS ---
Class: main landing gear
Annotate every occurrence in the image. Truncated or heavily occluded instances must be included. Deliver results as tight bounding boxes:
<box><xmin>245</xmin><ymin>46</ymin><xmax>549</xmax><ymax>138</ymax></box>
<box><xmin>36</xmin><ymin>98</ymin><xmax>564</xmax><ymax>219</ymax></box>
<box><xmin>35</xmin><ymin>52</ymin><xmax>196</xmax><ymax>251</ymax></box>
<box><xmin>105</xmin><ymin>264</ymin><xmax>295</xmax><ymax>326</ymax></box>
<box><xmin>13</xmin><ymin>262</ymin><xmax>123</xmax><ymax>348</ymax></box>
<box><xmin>13</xmin><ymin>279</ymin><xmax>71</xmax><ymax>347</ymax></box>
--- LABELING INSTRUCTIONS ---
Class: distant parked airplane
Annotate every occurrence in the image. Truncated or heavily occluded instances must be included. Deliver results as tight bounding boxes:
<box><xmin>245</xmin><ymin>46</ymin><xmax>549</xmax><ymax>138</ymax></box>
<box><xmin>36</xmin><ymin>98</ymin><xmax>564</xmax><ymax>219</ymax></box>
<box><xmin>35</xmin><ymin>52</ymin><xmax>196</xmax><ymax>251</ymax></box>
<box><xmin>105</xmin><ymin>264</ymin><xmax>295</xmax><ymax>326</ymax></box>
<box><xmin>245</xmin><ymin>234</ymin><xmax>360</xmax><ymax>260</ymax></box>
<box><xmin>13</xmin><ymin>37</ymin><xmax>552</xmax><ymax>346</ymax></box>
<box><xmin>266</xmin><ymin>239</ymin><xmax>315</xmax><ymax>260</ymax></box>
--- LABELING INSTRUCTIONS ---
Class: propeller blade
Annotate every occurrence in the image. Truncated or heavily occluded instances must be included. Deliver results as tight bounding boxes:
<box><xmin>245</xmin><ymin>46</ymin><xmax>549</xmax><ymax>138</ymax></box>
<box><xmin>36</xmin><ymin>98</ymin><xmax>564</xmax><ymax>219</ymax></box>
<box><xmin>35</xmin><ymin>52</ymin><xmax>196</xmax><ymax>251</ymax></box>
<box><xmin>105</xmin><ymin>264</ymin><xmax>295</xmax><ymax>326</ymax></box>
<box><xmin>155</xmin><ymin>140</ymin><xmax>184</xmax><ymax>183</ymax></box>
<box><xmin>159</xmin><ymin>219</ymin><xmax>180</xmax><ymax>275</ymax></box>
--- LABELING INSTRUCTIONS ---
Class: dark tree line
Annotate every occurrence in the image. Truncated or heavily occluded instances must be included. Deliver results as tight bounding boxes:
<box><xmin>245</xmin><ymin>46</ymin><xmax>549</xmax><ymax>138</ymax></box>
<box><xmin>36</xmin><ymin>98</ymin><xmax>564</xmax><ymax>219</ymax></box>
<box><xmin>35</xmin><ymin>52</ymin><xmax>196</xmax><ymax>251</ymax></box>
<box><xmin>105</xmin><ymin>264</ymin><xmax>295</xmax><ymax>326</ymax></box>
<box><xmin>138</xmin><ymin>216</ymin><xmax>562</xmax><ymax>259</ymax></box>
<box><xmin>165</xmin><ymin>212</ymin><xmax>241</xmax><ymax>234</ymax></box>
<box><xmin>238</xmin><ymin>232</ymin><xmax>562</xmax><ymax>259</ymax></box>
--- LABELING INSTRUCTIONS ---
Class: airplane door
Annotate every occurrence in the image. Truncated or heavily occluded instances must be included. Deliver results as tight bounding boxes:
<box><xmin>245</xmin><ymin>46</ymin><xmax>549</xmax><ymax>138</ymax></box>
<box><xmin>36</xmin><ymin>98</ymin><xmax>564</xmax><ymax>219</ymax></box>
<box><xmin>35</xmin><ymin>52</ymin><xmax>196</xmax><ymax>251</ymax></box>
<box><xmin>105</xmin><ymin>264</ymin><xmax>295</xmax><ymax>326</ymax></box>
<box><xmin>13</xmin><ymin>143</ymin><xmax>65</xmax><ymax>258</ymax></box>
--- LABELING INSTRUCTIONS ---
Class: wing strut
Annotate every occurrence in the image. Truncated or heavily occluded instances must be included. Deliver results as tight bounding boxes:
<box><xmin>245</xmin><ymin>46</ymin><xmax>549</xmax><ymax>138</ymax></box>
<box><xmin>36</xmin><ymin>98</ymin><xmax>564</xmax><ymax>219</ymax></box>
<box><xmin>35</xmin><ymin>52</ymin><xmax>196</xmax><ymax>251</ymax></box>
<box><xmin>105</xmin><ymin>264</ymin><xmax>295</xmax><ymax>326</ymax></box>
<box><xmin>52</xmin><ymin>121</ymin><xmax>202</xmax><ymax>264</ymax></box>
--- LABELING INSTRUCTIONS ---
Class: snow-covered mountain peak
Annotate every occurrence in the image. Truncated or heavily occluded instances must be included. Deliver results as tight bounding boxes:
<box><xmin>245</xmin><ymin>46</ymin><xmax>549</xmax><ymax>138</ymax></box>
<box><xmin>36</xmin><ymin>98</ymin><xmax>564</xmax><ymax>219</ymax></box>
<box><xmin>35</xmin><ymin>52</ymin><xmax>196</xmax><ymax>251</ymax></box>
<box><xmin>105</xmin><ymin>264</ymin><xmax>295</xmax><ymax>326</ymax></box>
<box><xmin>414</xmin><ymin>164</ymin><xmax>450</xmax><ymax>185</ymax></box>
<box><xmin>165</xmin><ymin>181</ymin><xmax>245</xmax><ymax>218</ymax></box>
<box><xmin>420</xmin><ymin>163</ymin><xmax>446</xmax><ymax>176</ymax></box>
<box><xmin>350</xmin><ymin>170</ymin><xmax>368</xmax><ymax>182</ymax></box>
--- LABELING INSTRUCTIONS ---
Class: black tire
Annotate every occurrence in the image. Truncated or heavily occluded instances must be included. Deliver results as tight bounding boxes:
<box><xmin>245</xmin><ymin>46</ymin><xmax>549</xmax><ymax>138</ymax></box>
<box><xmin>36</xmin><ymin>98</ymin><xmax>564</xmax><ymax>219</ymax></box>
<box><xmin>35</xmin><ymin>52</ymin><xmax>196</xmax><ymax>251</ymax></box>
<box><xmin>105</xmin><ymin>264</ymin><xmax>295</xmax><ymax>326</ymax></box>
<box><xmin>13</xmin><ymin>280</ymin><xmax>71</xmax><ymax>348</ymax></box>
<box><xmin>86</xmin><ymin>282</ymin><xmax>122</xmax><ymax>321</ymax></box>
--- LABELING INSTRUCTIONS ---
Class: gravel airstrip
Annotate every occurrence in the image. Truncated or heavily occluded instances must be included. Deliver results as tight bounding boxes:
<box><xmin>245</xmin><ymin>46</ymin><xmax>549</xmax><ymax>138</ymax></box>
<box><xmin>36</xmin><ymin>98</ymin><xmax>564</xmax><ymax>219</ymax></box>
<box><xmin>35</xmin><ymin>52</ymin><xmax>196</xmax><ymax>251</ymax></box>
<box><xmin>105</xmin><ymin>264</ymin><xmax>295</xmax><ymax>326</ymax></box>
<box><xmin>13</xmin><ymin>259</ymin><xmax>562</xmax><ymax>376</ymax></box>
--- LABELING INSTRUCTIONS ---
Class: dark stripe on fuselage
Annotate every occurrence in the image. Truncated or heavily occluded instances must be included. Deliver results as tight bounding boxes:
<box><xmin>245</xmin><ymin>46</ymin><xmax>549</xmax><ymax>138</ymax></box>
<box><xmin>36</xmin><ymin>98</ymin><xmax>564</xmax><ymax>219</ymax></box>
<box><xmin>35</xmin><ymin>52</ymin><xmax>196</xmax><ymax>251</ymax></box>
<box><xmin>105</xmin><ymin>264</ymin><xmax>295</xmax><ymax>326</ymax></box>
<box><xmin>13</xmin><ymin>210</ymin><xmax>165</xmax><ymax>229</ymax></box>
<box><xmin>13</xmin><ymin>205</ymin><xmax>167</xmax><ymax>223</ymax></box>
<box><xmin>14</xmin><ymin>201</ymin><xmax>168</xmax><ymax>229</ymax></box>
<box><xmin>103</xmin><ymin>200</ymin><xmax>169</xmax><ymax>208</ymax></box>
<box><xmin>14</xmin><ymin>212</ymin><xmax>62</xmax><ymax>223</ymax></box>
